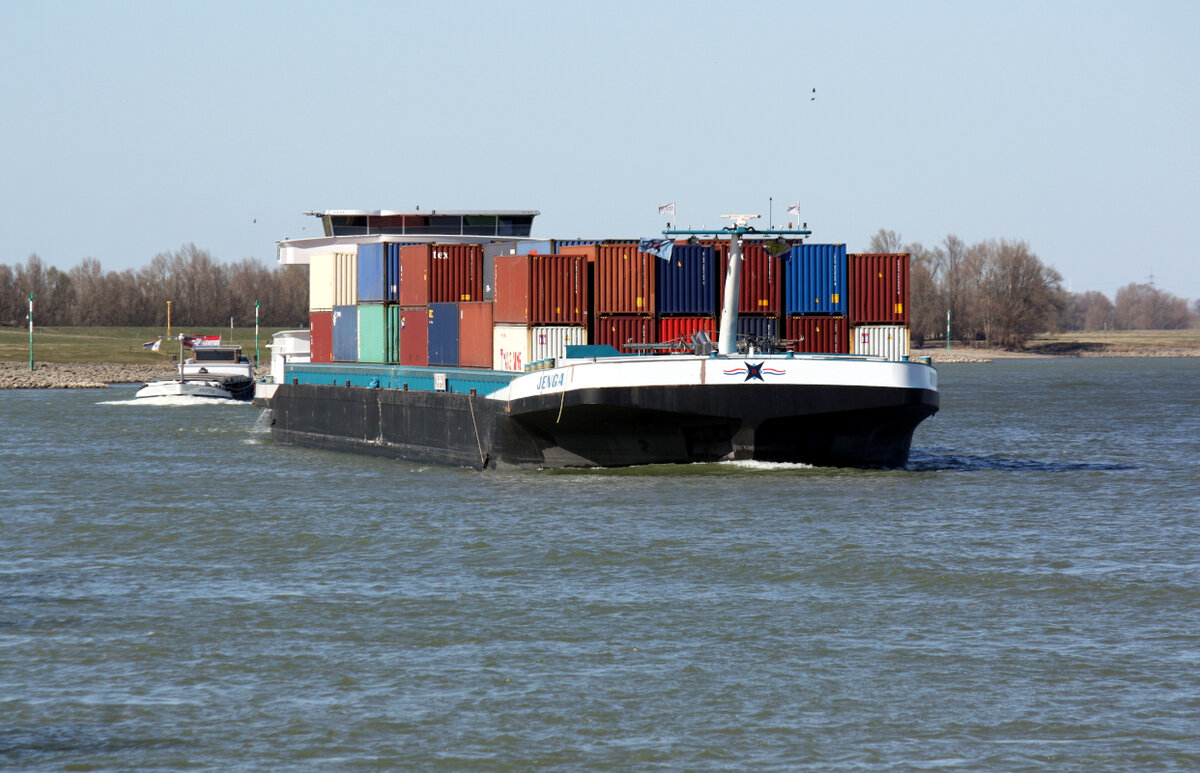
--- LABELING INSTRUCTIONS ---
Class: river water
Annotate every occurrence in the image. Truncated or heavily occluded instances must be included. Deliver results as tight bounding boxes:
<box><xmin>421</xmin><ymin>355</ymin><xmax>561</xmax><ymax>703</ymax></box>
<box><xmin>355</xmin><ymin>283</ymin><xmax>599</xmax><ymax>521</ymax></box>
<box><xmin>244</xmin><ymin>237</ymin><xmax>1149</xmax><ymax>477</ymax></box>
<box><xmin>2</xmin><ymin>358</ymin><xmax>1198</xmax><ymax>771</ymax></box>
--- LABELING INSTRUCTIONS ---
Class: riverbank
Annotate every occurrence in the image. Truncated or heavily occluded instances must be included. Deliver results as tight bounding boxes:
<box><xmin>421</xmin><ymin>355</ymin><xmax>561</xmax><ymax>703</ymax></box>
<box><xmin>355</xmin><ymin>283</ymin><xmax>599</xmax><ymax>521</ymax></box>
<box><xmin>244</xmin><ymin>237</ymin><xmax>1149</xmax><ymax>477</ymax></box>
<box><xmin>914</xmin><ymin>341</ymin><xmax>1200</xmax><ymax>363</ymax></box>
<box><xmin>3</xmin><ymin>361</ymin><xmax>182</xmax><ymax>389</ymax></box>
<box><xmin>4</xmin><ymin>344</ymin><xmax>1198</xmax><ymax>389</ymax></box>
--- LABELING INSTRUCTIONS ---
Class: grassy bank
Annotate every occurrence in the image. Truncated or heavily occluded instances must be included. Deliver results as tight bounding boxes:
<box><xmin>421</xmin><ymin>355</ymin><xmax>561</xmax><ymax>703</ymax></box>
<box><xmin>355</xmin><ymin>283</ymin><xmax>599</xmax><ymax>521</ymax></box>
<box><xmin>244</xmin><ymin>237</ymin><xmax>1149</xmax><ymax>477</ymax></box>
<box><xmin>0</xmin><ymin>326</ymin><xmax>286</xmax><ymax>364</ymax></box>
<box><xmin>1024</xmin><ymin>329</ymin><xmax>1200</xmax><ymax>354</ymax></box>
<box><xmin>3</xmin><ymin>325</ymin><xmax>1197</xmax><ymax>364</ymax></box>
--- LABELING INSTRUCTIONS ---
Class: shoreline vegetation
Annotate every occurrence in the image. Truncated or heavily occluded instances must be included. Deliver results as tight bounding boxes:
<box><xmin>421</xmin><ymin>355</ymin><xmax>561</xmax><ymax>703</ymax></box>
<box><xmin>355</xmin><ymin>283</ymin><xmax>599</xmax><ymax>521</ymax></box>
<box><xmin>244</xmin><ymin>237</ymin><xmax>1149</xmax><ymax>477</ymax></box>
<box><xmin>0</xmin><ymin>328</ymin><xmax>1197</xmax><ymax>389</ymax></box>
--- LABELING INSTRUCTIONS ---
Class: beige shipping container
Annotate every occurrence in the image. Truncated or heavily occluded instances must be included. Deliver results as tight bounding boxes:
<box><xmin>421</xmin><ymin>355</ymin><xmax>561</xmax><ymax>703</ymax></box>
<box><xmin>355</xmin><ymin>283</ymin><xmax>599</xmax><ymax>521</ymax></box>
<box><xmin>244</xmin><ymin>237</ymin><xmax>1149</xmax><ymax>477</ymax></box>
<box><xmin>851</xmin><ymin>324</ymin><xmax>910</xmax><ymax>361</ymax></box>
<box><xmin>331</xmin><ymin>251</ymin><xmax>357</xmax><ymax>307</ymax></box>
<box><xmin>308</xmin><ymin>253</ymin><xmax>335</xmax><ymax>311</ymax></box>
<box><xmin>493</xmin><ymin>324</ymin><xmax>588</xmax><ymax>372</ymax></box>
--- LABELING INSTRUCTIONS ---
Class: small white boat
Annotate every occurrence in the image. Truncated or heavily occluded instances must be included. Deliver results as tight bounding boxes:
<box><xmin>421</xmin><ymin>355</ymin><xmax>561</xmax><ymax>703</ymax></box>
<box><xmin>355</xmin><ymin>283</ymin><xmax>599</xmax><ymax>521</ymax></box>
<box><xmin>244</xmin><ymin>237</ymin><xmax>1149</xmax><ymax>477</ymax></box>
<box><xmin>136</xmin><ymin>337</ymin><xmax>256</xmax><ymax>401</ymax></box>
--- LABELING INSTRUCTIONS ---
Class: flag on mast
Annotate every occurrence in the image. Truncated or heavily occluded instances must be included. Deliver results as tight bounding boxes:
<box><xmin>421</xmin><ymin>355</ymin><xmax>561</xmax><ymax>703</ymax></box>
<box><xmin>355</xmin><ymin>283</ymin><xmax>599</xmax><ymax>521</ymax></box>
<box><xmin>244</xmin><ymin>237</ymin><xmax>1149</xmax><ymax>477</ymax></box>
<box><xmin>658</xmin><ymin>201</ymin><xmax>676</xmax><ymax>217</ymax></box>
<box><xmin>786</xmin><ymin>202</ymin><xmax>801</xmax><ymax>218</ymax></box>
<box><xmin>638</xmin><ymin>238</ymin><xmax>675</xmax><ymax>261</ymax></box>
<box><xmin>142</xmin><ymin>339</ymin><xmax>161</xmax><ymax>352</ymax></box>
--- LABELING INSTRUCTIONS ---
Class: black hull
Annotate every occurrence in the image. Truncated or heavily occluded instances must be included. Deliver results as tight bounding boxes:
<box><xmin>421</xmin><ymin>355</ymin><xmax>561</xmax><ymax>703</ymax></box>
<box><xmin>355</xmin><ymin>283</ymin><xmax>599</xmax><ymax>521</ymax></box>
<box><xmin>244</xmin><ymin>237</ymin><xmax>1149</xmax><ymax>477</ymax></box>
<box><xmin>269</xmin><ymin>381</ymin><xmax>938</xmax><ymax>470</ymax></box>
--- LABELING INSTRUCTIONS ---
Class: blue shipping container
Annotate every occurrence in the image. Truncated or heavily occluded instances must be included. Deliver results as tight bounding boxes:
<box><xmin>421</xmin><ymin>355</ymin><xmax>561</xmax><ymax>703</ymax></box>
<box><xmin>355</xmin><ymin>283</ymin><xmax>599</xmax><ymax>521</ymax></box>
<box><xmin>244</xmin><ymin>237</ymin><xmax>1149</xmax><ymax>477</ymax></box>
<box><xmin>785</xmin><ymin>244</ymin><xmax>848</xmax><ymax>315</ymax></box>
<box><xmin>386</xmin><ymin>244</ymin><xmax>401</xmax><ymax>301</ymax></box>
<box><xmin>331</xmin><ymin>304</ymin><xmax>359</xmax><ymax>362</ymax></box>
<box><xmin>516</xmin><ymin>239</ymin><xmax>554</xmax><ymax>254</ymax></box>
<box><xmin>356</xmin><ymin>243</ymin><xmax>401</xmax><ymax>302</ymax></box>
<box><xmin>427</xmin><ymin>302</ymin><xmax>460</xmax><ymax>366</ymax></box>
<box><xmin>657</xmin><ymin>244</ymin><xmax>717</xmax><ymax>315</ymax></box>
<box><xmin>736</xmin><ymin>314</ymin><xmax>779</xmax><ymax>341</ymax></box>
<box><xmin>357</xmin><ymin>243</ymin><xmax>385</xmax><ymax>302</ymax></box>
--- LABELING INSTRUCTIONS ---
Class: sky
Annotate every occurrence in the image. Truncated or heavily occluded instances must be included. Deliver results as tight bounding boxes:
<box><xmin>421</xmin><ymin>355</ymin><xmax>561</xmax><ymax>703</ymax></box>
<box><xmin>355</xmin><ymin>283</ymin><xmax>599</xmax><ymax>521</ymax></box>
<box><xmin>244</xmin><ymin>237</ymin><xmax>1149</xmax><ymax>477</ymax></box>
<box><xmin>3</xmin><ymin>0</ymin><xmax>1198</xmax><ymax>300</ymax></box>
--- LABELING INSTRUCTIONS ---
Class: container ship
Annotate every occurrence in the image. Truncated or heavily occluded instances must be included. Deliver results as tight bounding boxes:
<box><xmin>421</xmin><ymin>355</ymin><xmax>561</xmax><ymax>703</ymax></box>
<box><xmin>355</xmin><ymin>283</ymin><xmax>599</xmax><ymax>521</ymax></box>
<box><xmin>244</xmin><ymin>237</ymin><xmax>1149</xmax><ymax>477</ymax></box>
<box><xmin>266</xmin><ymin>209</ymin><xmax>939</xmax><ymax>469</ymax></box>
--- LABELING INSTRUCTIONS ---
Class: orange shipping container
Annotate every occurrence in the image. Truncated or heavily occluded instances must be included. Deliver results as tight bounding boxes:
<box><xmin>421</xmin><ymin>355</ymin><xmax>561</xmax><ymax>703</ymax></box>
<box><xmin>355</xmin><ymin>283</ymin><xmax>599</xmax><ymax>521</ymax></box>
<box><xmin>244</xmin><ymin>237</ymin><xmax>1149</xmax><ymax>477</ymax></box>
<box><xmin>457</xmin><ymin>302</ymin><xmax>494</xmax><ymax>368</ymax></box>
<box><xmin>398</xmin><ymin>244</ymin><xmax>483</xmax><ymax>307</ymax></box>
<box><xmin>849</xmin><ymin>253</ymin><xmax>910</xmax><ymax>324</ymax></box>
<box><xmin>493</xmin><ymin>254</ymin><xmax>590</xmax><ymax>326</ymax></box>
<box><xmin>564</xmin><ymin>242</ymin><xmax>652</xmax><ymax>315</ymax></box>
<box><xmin>785</xmin><ymin>315</ymin><xmax>849</xmax><ymax>354</ymax></box>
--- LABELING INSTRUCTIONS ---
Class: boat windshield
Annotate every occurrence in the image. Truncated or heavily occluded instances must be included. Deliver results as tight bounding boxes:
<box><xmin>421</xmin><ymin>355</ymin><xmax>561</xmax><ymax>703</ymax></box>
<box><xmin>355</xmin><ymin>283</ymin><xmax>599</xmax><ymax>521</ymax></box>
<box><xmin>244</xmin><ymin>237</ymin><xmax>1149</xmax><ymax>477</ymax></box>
<box><xmin>192</xmin><ymin>348</ymin><xmax>241</xmax><ymax>363</ymax></box>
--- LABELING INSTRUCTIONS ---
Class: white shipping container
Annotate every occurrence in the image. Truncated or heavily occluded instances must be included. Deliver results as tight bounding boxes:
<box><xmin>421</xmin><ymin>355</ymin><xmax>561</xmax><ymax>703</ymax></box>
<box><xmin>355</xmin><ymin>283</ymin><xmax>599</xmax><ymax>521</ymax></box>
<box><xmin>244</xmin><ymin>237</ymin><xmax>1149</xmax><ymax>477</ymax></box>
<box><xmin>308</xmin><ymin>253</ymin><xmax>334</xmax><ymax>311</ymax></box>
<box><xmin>851</xmin><ymin>324</ymin><xmax>910</xmax><ymax>361</ymax></box>
<box><xmin>493</xmin><ymin>324</ymin><xmax>588</xmax><ymax>372</ymax></box>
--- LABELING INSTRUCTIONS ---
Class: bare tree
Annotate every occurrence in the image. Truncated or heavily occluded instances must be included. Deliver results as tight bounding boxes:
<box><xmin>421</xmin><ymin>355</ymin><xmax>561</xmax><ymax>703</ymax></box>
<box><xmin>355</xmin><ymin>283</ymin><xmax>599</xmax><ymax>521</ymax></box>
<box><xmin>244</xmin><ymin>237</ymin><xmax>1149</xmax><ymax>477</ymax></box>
<box><xmin>867</xmin><ymin>228</ymin><xmax>905</xmax><ymax>254</ymax></box>
<box><xmin>0</xmin><ymin>264</ymin><xmax>17</xmax><ymax>324</ymax></box>
<box><xmin>1113</xmin><ymin>283</ymin><xmax>1191</xmax><ymax>329</ymax></box>
<box><xmin>1060</xmin><ymin>290</ymin><xmax>1114</xmax><ymax>331</ymax></box>
<box><xmin>903</xmin><ymin>241</ymin><xmax>941</xmax><ymax>346</ymax></box>
<box><xmin>977</xmin><ymin>239</ymin><xmax>1063</xmax><ymax>349</ymax></box>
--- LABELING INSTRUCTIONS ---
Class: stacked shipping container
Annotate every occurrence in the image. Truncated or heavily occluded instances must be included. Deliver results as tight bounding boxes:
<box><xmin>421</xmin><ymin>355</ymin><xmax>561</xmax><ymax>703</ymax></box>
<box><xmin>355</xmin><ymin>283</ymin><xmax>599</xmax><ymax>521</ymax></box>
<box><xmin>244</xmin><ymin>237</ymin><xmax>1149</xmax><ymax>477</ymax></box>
<box><xmin>299</xmin><ymin>237</ymin><xmax>914</xmax><ymax>371</ymax></box>
<box><xmin>849</xmin><ymin>253</ymin><xmax>910</xmax><ymax>358</ymax></box>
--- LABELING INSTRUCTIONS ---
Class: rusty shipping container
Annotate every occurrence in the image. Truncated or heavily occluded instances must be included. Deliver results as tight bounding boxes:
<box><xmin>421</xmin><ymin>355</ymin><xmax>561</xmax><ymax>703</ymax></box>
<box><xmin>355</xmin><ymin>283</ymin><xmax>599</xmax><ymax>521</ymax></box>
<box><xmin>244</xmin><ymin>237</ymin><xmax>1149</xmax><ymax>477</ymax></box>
<box><xmin>786</xmin><ymin>315</ymin><xmax>849</xmax><ymax>354</ymax></box>
<box><xmin>594</xmin><ymin>314</ymin><xmax>656</xmax><ymax>354</ymax></box>
<box><xmin>309</xmin><ymin>310</ymin><xmax>333</xmax><ymax>364</ymax></box>
<box><xmin>658</xmin><ymin>316</ymin><xmax>717</xmax><ymax>350</ymax></box>
<box><xmin>492</xmin><ymin>254</ymin><xmax>590</xmax><ymax>326</ymax></box>
<box><xmin>398</xmin><ymin>244</ymin><xmax>483</xmax><ymax>307</ymax></box>
<box><xmin>398</xmin><ymin>309</ymin><xmax>428</xmax><ymax>367</ymax></box>
<box><xmin>849</xmin><ymin>253</ymin><xmax>910</xmax><ymax>324</ymax></box>
<box><xmin>562</xmin><ymin>242</ymin><xmax>652</xmax><ymax>315</ymax></box>
<box><xmin>458</xmin><ymin>302</ymin><xmax>494</xmax><ymax>368</ymax></box>
<box><xmin>719</xmin><ymin>242</ymin><xmax>783</xmax><ymax>315</ymax></box>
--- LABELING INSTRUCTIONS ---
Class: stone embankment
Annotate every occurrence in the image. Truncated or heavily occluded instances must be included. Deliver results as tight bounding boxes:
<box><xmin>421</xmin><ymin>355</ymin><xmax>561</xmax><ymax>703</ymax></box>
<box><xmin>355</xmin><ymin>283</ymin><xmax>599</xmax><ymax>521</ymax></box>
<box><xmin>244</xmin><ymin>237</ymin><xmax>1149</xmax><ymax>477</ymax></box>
<box><xmin>0</xmin><ymin>362</ymin><xmax>178</xmax><ymax>389</ymax></box>
<box><xmin>912</xmin><ymin>344</ymin><xmax>1200</xmax><ymax>363</ymax></box>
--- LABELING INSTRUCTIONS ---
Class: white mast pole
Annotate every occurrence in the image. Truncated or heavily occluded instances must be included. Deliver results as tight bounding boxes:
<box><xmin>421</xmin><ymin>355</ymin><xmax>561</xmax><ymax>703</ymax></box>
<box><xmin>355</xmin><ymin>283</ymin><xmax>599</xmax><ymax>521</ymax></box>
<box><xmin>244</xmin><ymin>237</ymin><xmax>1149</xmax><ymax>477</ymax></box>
<box><xmin>717</xmin><ymin>215</ymin><xmax>757</xmax><ymax>355</ymax></box>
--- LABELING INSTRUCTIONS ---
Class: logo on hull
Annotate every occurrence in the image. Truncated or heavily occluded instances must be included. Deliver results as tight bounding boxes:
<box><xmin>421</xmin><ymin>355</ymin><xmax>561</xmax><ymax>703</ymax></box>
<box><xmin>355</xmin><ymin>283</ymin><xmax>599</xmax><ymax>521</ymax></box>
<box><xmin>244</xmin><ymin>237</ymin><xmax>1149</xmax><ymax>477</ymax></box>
<box><xmin>722</xmin><ymin>362</ymin><xmax>786</xmax><ymax>381</ymax></box>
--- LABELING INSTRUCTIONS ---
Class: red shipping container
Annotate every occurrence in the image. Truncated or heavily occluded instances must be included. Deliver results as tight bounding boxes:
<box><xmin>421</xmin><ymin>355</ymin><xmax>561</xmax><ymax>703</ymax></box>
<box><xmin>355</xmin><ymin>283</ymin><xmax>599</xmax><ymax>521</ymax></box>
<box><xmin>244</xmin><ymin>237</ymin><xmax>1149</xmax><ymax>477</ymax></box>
<box><xmin>564</xmin><ymin>242</ymin><xmax>652</xmax><ymax>315</ymax></box>
<box><xmin>398</xmin><ymin>244</ymin><xmax>484</xmax><ymax>307</ymax></box>
<box><xmin>493</xmin><ymin>254</ymin><xmax>590</xmax><ymax>326</ymax></box>
<box><xmin>594</xmin><ymin>314</ymin><xmax>656</xmax><ymax>354</ymax></box>
<box><xmin>658</xmin><ymin>316</ymin><xmax>717</xmax><ymax>350</ymax></box>
<box><xmin>786</xmin><ymin>315</ymin><xmax>849</xmax><ymax>354</ymax></box>
<box><xmin>457</xmin><ymin>302</ymin><xmax>493</xmax><ymax>368</ymax></box>
<box><xmin>309</xmin><ymin>310</ymin><xmax>333</xmax><ymax>364</ymax></box>
<box><xmin>398</xmin><ymin>309</ymin><xmax>429</xmax><ymax>366</ymax></box>
<box><xmin>719</xmin><ymin>242</ymin><xmax>782</xmax><ymax>314</ymax></box>
<box><xmin>849</xmin><ymin>253</ymin><xmax>910</xmax><ymax>324</ymax></box>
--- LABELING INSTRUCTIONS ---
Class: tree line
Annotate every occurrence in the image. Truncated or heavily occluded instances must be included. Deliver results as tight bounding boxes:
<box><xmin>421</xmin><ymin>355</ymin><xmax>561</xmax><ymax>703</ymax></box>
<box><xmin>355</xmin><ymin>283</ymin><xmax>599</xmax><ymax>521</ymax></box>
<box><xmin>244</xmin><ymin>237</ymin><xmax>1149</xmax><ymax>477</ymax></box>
<box><xmin>3</xmin><ymin>237</ymin><xmax>1196</xmax><ymax>349</ymax></box>
<box><xmin>870</xmin><ymin>229</ymin><xmax>1198</xmax><ymax>349</ymax></box>
<box><xmin>0</xmin><ymin>245</ymin><xmax>308</xmax><ymax>328</ymax></box>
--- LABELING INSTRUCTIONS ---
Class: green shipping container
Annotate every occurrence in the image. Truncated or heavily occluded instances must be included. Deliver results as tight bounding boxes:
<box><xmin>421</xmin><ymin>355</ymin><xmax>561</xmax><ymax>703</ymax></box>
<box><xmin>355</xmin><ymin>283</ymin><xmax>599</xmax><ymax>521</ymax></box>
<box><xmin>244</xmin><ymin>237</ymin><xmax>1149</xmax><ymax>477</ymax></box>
<box><xmin>357</xmin><ymin>304</ymin><xmax>401</xmax><ymax>363</ymax></box>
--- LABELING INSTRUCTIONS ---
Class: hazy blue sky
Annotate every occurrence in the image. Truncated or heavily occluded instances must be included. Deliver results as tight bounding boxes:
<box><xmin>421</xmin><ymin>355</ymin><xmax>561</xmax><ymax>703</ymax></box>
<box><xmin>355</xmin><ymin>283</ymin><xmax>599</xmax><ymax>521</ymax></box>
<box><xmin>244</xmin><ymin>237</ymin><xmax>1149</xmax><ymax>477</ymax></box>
<box><xmin>3</xmin><ymin>1</ymin><xmax>1197</xmax><ymax>299</ymax></box>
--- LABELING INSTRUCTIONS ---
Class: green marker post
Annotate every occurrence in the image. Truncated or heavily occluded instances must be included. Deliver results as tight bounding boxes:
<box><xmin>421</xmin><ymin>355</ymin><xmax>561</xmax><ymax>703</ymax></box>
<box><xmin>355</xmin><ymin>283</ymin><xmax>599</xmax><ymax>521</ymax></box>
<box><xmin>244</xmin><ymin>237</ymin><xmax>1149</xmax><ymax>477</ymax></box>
<box><xmin>28</xmin><ymin>294</ymin><xmax>34</xmax><ymax>371</ymax></box>
<box><xmin>254</xmin><ymin>299</ymin><xmax>260</xmax><ymax>367</ymax></box>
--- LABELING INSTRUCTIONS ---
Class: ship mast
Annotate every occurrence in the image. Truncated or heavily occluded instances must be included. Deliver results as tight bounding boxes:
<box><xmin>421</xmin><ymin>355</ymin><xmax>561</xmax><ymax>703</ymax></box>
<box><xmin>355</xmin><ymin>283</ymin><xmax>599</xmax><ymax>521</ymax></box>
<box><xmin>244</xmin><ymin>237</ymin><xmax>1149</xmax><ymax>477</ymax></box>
<box><xmin>664</xmin><ymin>216</ymin><xmax>811</xmax><ymax>356</ymax></box>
